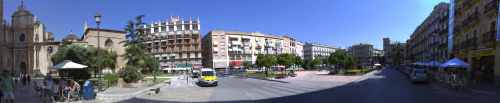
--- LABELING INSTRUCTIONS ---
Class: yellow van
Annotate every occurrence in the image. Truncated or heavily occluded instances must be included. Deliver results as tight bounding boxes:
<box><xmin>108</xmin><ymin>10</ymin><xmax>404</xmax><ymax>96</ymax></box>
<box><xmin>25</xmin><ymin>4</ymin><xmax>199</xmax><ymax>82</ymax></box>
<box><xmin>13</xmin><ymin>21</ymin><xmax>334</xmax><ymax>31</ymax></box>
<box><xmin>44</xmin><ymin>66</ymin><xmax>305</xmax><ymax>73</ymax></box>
<box><xmin>198</xmin><ymin>68</ymin><xmax>218</xmax><ymax>86</ymax></box>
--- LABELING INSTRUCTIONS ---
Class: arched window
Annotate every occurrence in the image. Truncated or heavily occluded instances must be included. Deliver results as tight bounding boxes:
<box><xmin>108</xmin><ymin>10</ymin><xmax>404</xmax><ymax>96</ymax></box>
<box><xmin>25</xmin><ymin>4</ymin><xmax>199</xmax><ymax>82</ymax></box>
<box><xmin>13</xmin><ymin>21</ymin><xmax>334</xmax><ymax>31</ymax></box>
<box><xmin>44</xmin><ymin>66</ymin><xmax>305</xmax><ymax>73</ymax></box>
<box><xmin>19</xmin><ymin>33</ymin><xmax>25</xmax><ymax>42</ymax></box>
<box><xmin>105</xmin><ymin>39</ymin><xmax>113</xmax><ymax>48</ymax></box>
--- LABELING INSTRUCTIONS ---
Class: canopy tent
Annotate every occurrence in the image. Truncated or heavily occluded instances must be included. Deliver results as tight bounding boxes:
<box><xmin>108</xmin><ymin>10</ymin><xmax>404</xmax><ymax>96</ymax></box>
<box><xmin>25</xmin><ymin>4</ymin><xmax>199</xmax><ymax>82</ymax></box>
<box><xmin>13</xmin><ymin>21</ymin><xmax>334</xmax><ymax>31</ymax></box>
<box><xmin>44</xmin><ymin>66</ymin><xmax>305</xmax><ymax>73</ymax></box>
<box><xmin>53</xmin><ymin>60</ymin><xmax>90</xmax><ymax>80</ymax></box>
<box><xmin>439</xmin><ymin>58</ymin><xmax>470</xmax><ymax>69</ymax></box>
<box><xmin>53</xmin><ymin>60</ymin><xmax>88</xmax><ymax>70</ymax></box>
<box><xmin>411</xmin><ymin>62</ymin><xmax>426</xmax><ymax>66</ymax></box>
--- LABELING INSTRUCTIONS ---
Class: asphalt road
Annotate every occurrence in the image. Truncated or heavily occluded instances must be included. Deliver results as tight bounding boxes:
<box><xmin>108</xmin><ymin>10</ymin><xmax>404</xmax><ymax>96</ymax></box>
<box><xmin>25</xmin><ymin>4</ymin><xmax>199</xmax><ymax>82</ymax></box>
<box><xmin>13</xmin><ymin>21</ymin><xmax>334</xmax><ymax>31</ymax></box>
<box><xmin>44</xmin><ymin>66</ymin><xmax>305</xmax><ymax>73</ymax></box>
<box><xmin>119</xmin><ymin>69</ymin><xmax>498</xmax><ymax>103</ymax></box>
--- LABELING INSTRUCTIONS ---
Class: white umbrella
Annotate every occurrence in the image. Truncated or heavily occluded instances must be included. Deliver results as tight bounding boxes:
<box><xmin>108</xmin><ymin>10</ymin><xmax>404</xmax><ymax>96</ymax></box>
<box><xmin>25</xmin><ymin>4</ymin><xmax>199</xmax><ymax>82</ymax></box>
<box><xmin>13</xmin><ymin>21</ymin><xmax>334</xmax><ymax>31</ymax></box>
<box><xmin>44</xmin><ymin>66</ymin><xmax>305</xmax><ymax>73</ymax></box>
<box><xmin>53</xmin><ymin>60</ymin><xmax>88</xmax><ymax>70</ymax></box>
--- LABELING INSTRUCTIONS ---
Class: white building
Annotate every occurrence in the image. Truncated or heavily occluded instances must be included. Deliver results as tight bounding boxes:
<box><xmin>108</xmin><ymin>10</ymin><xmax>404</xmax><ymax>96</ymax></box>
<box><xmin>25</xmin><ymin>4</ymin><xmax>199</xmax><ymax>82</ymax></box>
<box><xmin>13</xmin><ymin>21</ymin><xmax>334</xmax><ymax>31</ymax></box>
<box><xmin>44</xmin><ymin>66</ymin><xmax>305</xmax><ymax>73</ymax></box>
<box><xmin>202</xmin><ymin>30</ymin><xmax>302</xmax><ymax>69</ymax></box>
<box><xmin>303</xmin><ymin>42</ymin><xmax>338</xmax><ymax>61</ymax></box>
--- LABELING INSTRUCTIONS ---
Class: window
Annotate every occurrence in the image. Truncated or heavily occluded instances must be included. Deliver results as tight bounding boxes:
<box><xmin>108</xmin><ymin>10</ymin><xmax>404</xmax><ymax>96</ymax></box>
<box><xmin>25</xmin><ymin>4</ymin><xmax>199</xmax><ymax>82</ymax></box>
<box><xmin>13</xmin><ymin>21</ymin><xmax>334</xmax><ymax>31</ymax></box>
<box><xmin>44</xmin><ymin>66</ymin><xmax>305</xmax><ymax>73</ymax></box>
<box><xmin>184</xmin><ymin>24</ymin><xmax>190</xmax><ymax>30</ymax></box>
<box><xmin>177</xmin><ymin>25</ymin><xmax>182</xmax><ymax>31</ymax></box>
<box><xmin>105</xmin><ymin>39</ymin><xmax>114</xmax><ymax>48</ymax></box>
<box><xmin>192</xmin><ymin>24</ymin><xmax>198</xmax><ymax>30</ymax></box>
<box><xmin>168</xmin><ymin>26</ymin><xmax>174</xmax><ymax>31</ymax></box>
<box><xmin>19</xmin><ymin>33</ymin><xmax>25</xmax><ymax>42</ymax></box>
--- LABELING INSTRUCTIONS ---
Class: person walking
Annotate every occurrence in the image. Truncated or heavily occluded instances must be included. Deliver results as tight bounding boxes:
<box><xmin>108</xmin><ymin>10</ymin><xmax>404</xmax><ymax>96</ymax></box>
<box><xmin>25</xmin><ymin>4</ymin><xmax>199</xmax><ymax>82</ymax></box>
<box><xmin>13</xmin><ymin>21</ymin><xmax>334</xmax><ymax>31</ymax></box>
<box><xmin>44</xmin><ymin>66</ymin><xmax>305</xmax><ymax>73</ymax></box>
<box><xmin>1</xmin><ymin>70</ymin><xmax>15</xmax><ymax>103</ymax></box>
<box><xmin>21</xmin><ymin>73</ymin><xmax>26</xmax><ymax>86</ymax></box>
<box><xmin>0</xmin><ymin>77</ymin><xmax>4</xmax><ymax>103</ymax></box>
<box><xmin>27</xmin><ymin>74</ymin><xmax>31</xmax><ymax>86</ymax></box>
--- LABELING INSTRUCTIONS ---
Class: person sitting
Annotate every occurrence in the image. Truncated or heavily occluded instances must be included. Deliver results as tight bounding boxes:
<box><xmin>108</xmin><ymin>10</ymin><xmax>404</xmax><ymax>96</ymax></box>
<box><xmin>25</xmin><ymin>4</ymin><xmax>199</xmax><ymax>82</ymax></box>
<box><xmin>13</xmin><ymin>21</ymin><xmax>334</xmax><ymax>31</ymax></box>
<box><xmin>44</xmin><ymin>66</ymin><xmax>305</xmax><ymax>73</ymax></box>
<box><xmin>69</xmin><ymin>80</ymin><xmax>81</xmax><ymax>101</ymax></box>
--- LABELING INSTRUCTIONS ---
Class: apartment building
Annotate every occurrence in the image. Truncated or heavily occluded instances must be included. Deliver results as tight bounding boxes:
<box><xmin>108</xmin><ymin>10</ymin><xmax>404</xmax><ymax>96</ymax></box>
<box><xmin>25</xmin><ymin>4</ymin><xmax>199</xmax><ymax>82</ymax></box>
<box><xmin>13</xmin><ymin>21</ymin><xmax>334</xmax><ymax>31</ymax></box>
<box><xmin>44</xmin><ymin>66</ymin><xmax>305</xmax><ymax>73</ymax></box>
<box><xmin>202</xmin><ymin>30</ymin><xmax>302</xmax><ymax>69</ymax></box>
<box><xmin>407</xmin><ymin>3</ymin><xmax>449</xmax><ymax>64</ymax></box>
<box><xmin>453</xmin><ymin>0</ymin><xmax>498</xmax><ymax>83</ymax></box>
<box><xmin>348</xmin><ymin>43</ymin><xmax>376</xmax><ymax>67</ymax></box>
<box><xmin>142</xmin><ymin>16</ymin><xmax>202</xmax><ymax>70</ymax></box>
<box><xmin>303</xmin><ymin>43</ymin><xmax>338</xmax><ymax>61</ymax></box>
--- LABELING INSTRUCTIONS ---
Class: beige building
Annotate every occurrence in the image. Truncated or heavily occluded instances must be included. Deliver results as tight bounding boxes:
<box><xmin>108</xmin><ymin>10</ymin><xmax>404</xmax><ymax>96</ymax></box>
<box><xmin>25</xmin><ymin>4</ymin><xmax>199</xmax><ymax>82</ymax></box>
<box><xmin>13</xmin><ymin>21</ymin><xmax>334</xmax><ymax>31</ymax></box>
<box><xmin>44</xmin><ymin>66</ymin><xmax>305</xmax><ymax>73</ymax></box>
<box><xmin>453</xmin><ymin>0</ymin><xmax>498</xmax><ymax>84</ymax></box>
<box><xmin>81</xmin><ymin>28</ymin><xmax>127</xmax><ymax>71</ymax></box>
<box><xmin>407</xmin><ymin>3</ymin><xmax>449</xmax><ymax>64</ymax></box>
<box><xmin>202</xmin><ymin>30</ymin><xmax>302</xmax><ymax>69</ymax></box>
<box><xmin>348</xmin><ymin>43</ymin><xmax>376</xmax><ymax>67</ymax></box>
<box><xmin>141</xmin><ymin>16</ymin><xmax>202</xmax><ymax>71</ymax></box>
<box><xmin>0</xmin><ymin>0</ymin><xmax>60</xmax><ymax>76</ymax></box>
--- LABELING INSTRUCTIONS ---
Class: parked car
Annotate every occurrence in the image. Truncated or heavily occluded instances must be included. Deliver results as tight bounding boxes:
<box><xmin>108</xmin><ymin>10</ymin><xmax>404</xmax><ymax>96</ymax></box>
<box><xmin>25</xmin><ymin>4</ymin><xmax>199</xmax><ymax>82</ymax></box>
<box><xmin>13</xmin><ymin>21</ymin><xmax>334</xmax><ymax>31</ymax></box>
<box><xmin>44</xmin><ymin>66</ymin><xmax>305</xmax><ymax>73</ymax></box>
<box><xmin>410</xmin><ymin>69</ymin><xmax>428</xmax><ymax>83</ymax></box>
<box><xmin>191</xmin><ymin>70</ymin><xmax>200</xmax><ymax>78</ymax></box>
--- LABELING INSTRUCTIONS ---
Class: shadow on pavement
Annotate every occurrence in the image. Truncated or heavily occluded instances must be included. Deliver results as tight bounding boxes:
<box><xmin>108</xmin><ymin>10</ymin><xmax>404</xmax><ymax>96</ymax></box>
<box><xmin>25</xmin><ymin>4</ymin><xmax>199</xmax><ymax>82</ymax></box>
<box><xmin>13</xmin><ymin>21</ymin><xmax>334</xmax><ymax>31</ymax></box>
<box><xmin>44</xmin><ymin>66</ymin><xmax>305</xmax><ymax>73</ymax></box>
<box><xmin>117</xmin><ymin>69</ymin><xmax>498</xmax><ymax>103</ymax></box>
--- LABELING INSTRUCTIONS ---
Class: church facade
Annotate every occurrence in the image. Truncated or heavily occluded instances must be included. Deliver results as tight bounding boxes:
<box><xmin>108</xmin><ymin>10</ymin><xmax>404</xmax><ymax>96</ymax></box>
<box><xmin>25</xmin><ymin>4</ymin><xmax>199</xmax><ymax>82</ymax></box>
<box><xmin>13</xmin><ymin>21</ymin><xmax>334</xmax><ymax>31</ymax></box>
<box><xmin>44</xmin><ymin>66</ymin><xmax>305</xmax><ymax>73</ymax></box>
<box><xmin>0</xmin><ymin>0</ymin><xmax>60</xmax><ymax>76</ymax></box>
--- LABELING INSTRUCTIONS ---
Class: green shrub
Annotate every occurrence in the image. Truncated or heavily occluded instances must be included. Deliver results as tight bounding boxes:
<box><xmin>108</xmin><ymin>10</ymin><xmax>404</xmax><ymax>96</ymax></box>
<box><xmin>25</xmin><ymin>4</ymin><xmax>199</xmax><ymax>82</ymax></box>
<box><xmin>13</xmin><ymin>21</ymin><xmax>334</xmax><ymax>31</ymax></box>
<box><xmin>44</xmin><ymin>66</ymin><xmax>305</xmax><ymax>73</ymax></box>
<box><xmin>104</xmin><ymin>73</ymin><xmax>119</xmax><ymax>87</ymax></box>
<box><xmin>120</xmin><ymin>66</ymin><xmax>143</xmax><ymax>83</ymax></box>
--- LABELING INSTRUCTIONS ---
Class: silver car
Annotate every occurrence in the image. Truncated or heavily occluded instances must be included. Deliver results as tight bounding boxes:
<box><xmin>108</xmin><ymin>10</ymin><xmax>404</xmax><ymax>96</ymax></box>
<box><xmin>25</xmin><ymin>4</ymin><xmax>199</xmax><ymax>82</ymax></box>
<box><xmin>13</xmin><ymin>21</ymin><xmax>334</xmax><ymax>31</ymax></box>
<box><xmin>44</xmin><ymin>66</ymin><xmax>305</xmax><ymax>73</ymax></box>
<box><xmin>410</xmin><ymin>69</ymin><xmax>428</xmax><ymax>83</ymax></box>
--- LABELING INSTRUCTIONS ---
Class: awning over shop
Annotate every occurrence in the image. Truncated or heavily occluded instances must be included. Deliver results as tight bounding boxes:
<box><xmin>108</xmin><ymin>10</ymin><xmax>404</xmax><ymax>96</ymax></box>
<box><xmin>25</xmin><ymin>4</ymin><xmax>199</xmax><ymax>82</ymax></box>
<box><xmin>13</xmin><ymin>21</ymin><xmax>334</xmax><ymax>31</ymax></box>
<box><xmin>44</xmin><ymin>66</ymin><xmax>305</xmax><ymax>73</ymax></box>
<box><xmin>440</xmin><ymin>58</ymin><xmax>470</xmax><ymax>69</ymax></box>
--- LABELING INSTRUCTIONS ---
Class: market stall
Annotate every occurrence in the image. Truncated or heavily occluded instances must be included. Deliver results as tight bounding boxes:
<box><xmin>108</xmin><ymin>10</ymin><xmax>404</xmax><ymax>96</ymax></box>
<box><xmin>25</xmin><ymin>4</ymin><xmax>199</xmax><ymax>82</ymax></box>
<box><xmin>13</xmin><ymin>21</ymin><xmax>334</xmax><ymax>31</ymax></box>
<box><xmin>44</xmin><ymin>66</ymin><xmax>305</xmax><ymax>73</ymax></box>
<box><xmin>439</xmin><ymin>58</ymin><xmax>470</xmax><ymax>89</ymax></box>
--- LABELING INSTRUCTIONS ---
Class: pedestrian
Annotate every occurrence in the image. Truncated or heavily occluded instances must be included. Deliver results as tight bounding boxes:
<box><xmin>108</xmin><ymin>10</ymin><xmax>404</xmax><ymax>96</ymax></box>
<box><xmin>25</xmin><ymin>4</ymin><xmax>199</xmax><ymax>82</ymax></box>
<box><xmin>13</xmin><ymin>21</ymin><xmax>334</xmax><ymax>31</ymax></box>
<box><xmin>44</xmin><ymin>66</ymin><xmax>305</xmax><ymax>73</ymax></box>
<box><xmin>0</xmin><ymin>77</ymin><xmax>4</xmax><ymax>103</ymax></box>
<box><xmin>22</xmin><ymin>73</ymin><xmax>26</xmax><ymax>86</ymax></box>
<box><xmin>1</xmin><ymin>70</ymin><xmax>15</xmax><ymax>103</ymax></box>
<box><xmin>27</xmin><ymin>74</ymin><xmax>31</xmax><ymax>86</ymax></box>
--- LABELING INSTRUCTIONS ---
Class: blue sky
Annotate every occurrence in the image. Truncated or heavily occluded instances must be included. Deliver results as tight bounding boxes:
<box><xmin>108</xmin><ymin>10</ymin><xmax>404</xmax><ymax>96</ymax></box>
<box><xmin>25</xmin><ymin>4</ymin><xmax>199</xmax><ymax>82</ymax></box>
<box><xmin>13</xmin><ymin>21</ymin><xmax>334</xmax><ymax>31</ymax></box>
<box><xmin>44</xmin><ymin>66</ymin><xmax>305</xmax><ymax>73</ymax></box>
<box><xmin>4</xmin><ymin>0</ymin><xmax>448</xmax><ymax>49</ymax></box>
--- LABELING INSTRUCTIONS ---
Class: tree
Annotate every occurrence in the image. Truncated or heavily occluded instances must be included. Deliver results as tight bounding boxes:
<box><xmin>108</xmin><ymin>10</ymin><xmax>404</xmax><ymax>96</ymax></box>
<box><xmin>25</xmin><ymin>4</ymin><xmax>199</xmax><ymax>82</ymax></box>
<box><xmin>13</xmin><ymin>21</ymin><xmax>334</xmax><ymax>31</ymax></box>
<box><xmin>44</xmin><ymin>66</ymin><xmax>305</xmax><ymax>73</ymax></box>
<box><xmin>303</xmin><ymin>59</ymin><xmax>312</xmax><ymax>70</ymax></box>
<box><xmin>277</xmin><ymin>54</ymin><xmax>295</xmax><ymax>68</ymax></box>
<box><xmin>311</xmin><ymin>58</ymin><xmax>322</xmax><ymax>69</ymax></box>
<box><xmin>51</xmin><ymin>44</ymin><xmax>117</xmax><ymax>80</ymax></box>
<box><xmin>256</xmin><ymin>54</ymin><xmax>277</xmax><ymax>68</ymax></box>
<box><xmin>294</xmin><ymin>56</ymin><xmax>304</xmax><ymax>69</ymax></box>
<box><xmin>255</xmin><ymin>54</ymin><xmax>277</xmax><ymax>77</ymax></box>
<box><xmin>243</xmin><ymin>61</ymin><xmax>253</xmax><ymax>69</ymax></box>
<box><xmin>328</xmin><ymin>51</ymin><xmax>356</xmax><ymax>71</ymax></box>
<box><xmin>121</xmin><ymin>15</ymin><xmax>160</xmax><ymax>83</ymax></box>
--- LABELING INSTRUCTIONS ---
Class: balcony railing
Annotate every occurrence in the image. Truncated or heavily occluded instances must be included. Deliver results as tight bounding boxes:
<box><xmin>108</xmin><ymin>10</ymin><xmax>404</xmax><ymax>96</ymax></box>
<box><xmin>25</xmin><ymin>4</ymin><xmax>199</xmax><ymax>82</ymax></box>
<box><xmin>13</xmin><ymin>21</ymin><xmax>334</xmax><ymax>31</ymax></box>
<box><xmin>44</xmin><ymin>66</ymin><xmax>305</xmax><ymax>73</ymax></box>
<box><xmin>483</xmin><ymin>0</ymin><xmax>498</xmax><ymax>15</ymax></box>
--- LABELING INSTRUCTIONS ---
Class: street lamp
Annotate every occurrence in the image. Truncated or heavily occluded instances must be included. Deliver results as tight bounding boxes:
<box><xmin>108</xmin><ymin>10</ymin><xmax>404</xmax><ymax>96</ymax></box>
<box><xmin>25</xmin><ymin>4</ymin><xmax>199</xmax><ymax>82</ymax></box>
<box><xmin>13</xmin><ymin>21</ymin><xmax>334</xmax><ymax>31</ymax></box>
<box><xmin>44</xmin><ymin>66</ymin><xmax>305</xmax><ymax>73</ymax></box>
<box><xmin>94</xmin><ymin>12</ymin><xmax>103</xmax><ymax>92</ymax></box>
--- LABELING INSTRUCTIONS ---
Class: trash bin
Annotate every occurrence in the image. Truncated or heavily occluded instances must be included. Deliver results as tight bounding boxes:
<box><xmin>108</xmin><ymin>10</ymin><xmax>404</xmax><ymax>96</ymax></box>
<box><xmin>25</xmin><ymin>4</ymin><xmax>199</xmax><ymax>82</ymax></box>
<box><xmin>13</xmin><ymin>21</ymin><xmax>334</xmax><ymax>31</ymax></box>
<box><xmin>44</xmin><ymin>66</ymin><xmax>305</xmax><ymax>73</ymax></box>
<box><xmin>83</xmin><ymin>80</ymin><xmax>94</xmax><ymax>100</ymax></box>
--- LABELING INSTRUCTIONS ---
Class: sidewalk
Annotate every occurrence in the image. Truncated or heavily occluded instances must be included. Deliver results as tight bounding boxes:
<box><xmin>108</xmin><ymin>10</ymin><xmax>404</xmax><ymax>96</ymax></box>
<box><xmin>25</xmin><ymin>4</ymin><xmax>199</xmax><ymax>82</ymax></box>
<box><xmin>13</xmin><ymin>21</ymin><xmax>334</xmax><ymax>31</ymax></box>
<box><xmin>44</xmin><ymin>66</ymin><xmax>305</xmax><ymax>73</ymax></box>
<box><xmin>96</xmin><ymin>76</ymin><xmax>175</xmax><ymax>102</ymax></box>
<box><xmin>468</xmin><ymin>83</ymin><xmax>499</xmax><ymax>96</ymax></box>
<box><xmin>13</xmin><ymin>84</ymin><xmax>43</xmax><ymax>103</ymax></box>
<box><xmin>166</xmin><ymin>76</ymin><xmax>197</xmax><ymax>88</ymax></box>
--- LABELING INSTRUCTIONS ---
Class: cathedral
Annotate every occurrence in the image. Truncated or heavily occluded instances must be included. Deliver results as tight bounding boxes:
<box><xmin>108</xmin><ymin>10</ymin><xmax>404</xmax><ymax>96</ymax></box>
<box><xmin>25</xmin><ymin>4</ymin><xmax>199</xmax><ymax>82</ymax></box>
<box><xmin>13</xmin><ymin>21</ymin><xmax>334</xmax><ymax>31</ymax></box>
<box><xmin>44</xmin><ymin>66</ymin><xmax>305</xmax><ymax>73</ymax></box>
<box><xmin>0</xmin><ymin>0</ymin><xmax>59</xmax><ymax>76</ymax></box>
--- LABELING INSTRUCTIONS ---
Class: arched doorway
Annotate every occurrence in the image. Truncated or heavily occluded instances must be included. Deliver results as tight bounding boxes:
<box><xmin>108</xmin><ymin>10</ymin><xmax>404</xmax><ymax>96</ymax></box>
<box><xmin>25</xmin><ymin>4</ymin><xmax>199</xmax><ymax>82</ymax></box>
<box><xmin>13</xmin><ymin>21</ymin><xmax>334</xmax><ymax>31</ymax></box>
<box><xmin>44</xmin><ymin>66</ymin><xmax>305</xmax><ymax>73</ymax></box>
<box><xmin>20</xmin><ymin>62</ymin><xmax>27</xmax><ymax>75</ymax></box>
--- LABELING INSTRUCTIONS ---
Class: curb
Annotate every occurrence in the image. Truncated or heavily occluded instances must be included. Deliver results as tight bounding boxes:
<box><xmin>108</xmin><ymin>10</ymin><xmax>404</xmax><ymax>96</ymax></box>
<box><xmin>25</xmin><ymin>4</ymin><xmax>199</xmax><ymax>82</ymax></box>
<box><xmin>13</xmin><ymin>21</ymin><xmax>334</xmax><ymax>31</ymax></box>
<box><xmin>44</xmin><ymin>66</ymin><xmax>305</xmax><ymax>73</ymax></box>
<box><xmin>468</xmin><ymin>89</ymin><xmax>497</xmax><ymax>96</ymax></box>
<box><xmin>246</xmin><ymin>77</ymin><xmax>290</xmax><ymax>83</ymax></box>
<box><xmin>96</xmin><ymin>80</ymin><xmax>170</xmax><ymax>103</ymax></box>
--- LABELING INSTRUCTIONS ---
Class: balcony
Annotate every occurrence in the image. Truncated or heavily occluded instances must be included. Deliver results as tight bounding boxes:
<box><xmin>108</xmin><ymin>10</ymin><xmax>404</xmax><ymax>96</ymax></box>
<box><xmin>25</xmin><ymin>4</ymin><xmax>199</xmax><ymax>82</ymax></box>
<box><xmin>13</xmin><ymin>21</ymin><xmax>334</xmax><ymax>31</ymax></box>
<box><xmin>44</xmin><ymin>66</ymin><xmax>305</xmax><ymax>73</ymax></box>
<box><xmin>482</xmin><ymin>31</ymin><xmax>496</xmax><ymax>48</ymax></box>
<box><xmin>484</xmin><ymin>0</ymin><xmax>499</xmax><ymax>16</ymax></box>
<box><xmin>462</xmin><ymin>0</ymin><xmax>480</xmax><ymax>11</ymax></box>
<box><xmin>231</xmin><ymin>41</ymin><xmax>242</xmax><ymax>45</ymax></box>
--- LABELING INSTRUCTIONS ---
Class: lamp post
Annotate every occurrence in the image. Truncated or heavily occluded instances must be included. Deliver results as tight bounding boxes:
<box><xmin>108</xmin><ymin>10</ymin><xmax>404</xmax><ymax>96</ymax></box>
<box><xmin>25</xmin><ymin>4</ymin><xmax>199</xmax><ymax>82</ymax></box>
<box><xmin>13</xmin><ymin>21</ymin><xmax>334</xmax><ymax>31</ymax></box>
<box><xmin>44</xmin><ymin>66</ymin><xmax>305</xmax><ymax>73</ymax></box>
<box><xmin>94</xmin><ymin>13</ymin><xmax>102</xmax><ymax>92</ymax></box>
